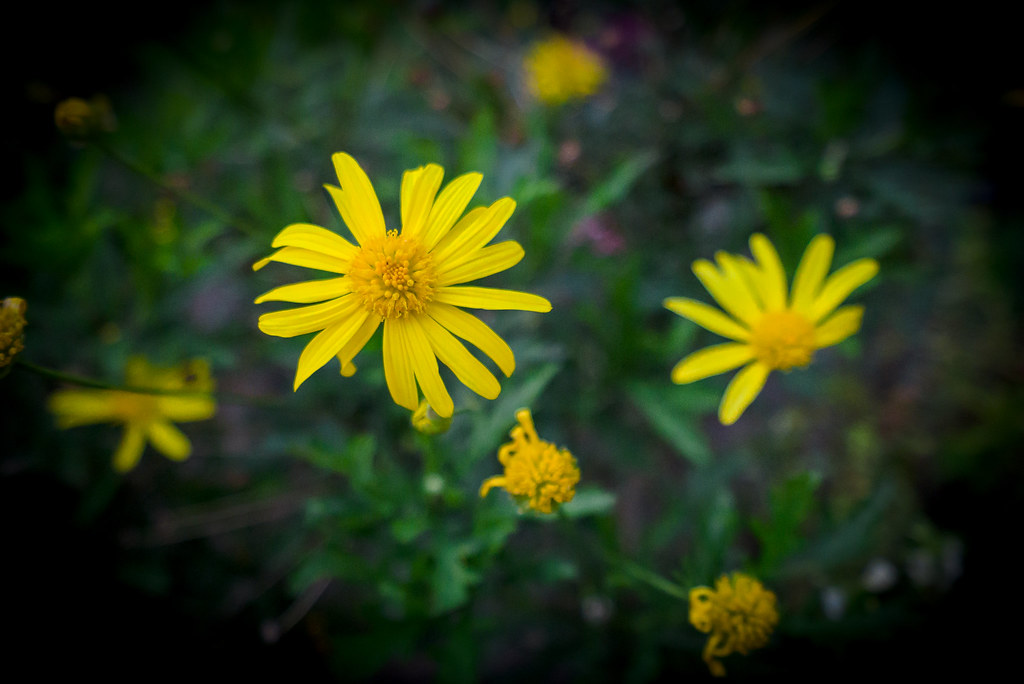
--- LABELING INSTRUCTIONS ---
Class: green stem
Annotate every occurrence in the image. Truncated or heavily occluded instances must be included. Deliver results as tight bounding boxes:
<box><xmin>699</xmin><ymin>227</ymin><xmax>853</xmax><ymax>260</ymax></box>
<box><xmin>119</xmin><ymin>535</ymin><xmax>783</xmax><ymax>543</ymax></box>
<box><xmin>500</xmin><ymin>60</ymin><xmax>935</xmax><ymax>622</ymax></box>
<box><xmin>618</xmin><ymin>557</ymin><xmax>691</xmax><ymax>602</ymax></box>
<box><xmin>95</xmin><ymin>140</ymin><xmax>263</xmax><ymax>238</ymax></box>
<box><xmin>14</xmin><ymin>358</ymin><xmax>282</xmax><ymax>407</ymax></box>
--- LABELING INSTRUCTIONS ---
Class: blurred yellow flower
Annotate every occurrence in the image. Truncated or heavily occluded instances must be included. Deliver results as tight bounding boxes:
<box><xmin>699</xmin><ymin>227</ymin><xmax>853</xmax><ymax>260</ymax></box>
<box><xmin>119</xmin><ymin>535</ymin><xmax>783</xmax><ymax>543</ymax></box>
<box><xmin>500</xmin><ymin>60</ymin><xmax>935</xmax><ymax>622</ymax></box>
<box><xmin>54</xmin><ymin>95</ymin><xmax>116</xmax><ymax>139</ymax></box>
<box><xmin>0</xmin><ymin>297</ymin><xmax>27</xmax><ymax>368</ymax></box>
<box><xmin>664</xmin><ymin>233</ymin><xmax>878</xmax><ymax>425</ymax></box>
<box><xmin>480</xmin><ymin>408</ymin><xmax>579</xmax><ymax>514</ymax></box>
<box><xmin>48</xmin><ymin>358</ymin><xmax>216</xmax><ymax>472</ymax></box>
<box><xmin>524</xmin><ymin>35</ymin><xmax>607</xmax><ymax>105</ymax></box>
<box><xmin>254</xmin><ymin>153</ymin><xmax>551</xmax><ymax>418</ymax></box>
<box><xmin>689</xmin><ymin>572</ymin><xmax>778</xmax><ymax>677</ymax></box>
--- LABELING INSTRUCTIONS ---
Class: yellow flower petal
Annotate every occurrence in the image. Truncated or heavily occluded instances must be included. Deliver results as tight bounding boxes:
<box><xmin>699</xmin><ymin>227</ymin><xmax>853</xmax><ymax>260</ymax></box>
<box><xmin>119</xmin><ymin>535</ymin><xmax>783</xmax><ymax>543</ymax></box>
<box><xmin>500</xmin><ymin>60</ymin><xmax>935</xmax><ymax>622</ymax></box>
<box><xmin>270</xmin><ymin>223</ymin><xmax>359</xmax><ymax>262</ymax></box>
<box><xmin>437</xmin><ymin>241</ymin><xmax>525</xmax><ymax>287</ymax></box>
<box><xmin>155</xmin><ymin>395</ymin><xmax>216</xmax><ymax>422</ymax></box>
<box><xmin>252</xmin><ymin>246</ymin><xmax>349</xmax><ymax>273</ymax></box>
<box><xmin>809</xmin><ymin>258</ymin><xmax>878</xmax><ymax>323</ymax></box>
<box><xmin>814</xmin><ymin>305</ymin><xmax>864</xmax><ymax>348</ymax></box>
<box><xmin>113</xmin><ymin>424</ymin><xmax>146</xmax><ymax>472</ymax></box>
<box><xmin>383</xmin><ymin>318</ymin><xmax>419</xmax><ymax>411</ymax></box>
<box><xmin>254</xmin><ymin>277</ymin><xmax>351</xmax><ymax>304</ymax></box>
<box><xmin>718</xmin><ymin>361</ymin><xmax>771</xmax><ymax>425</ymax></box>
<box><xmin>692</xmin><ymin>259</ymin><xmax>761</xmax><ymax>327</ymax></box>
<box><xmin>327</xmin><ymin>152</ymin><xmax>387</xmax><ymax>245</ymax></box>
<box><xmin>421</xmin><ymin>172</ymin><xmax>483</xmax><ymax>249</ymax></box>
<box><xmin>434</xmin><ymin>286</ymin><xmax>551</xmax><ymax>312</ymax></box>
<box><xmin>671</xmin><ymin>343</ymin><xmax>755</xmax><ymax>384</ymax></box>
<box><xmin>663</xmin><ymin>297</ymin><xmax>750</xmax><ymax>342</ymax></box>
<box><xmin>257</xmin><ymin>296</ymin><xmax>360</xmax><ymax>338</ymax></box>
<box><xmin>427</xmin><ymin>303</ymin><xmax>515</xmax><ymax>377</ymax></box>
<box><xmin>400</xmin><ymin>163</ymin><xmax>444</xmax><ymax>239</ymax></box>
<box><xmin>749</xmin><ymin>233</ymin><xmax>787</xmax><ymax>310</ymax></box>
<box><xmin>432</xmin><ymin>198</ymin><xmax>516</xmax><ymax>267</ymax></box>
<box><xmin>790</xmin><ymin>234</ymin><xmax>835</xmax><ymax>315</ymax></box>
<box><xmin>715</xmin><ymin>251</ymin><xmax>764</xmax><ymax>317</ymax></box>
<box><xmin>419</xmin><ymin>314</ymin><xmax>500</xmax><ymax>400</ymax></box>
<box><xmin>479</xmin><ymin>475</ymin><xmax>507</xmax><ymax>498</ymax></box>
<box><xmin>335</xmin><ymin>315</ymin><xmax>381</xmax><ymax>377</ymax></box>
<box><xmin>146</xmin><ymin>420</ymin><xmax>192</xmax><ymax>461</ymax></box>
<box><xmin>402</xmin><ymin>317</ymin><xmax>454</xmax><ymax>418</ymax></box>
<box><xmin>48</xmin><ymin>390</ymin><xmax>120</xmax><ymax>428</ymax></box>
<box><xmin>294</xmin><ymin>308</ymin><xmax>371</xmax><ymax>390</ymax></box>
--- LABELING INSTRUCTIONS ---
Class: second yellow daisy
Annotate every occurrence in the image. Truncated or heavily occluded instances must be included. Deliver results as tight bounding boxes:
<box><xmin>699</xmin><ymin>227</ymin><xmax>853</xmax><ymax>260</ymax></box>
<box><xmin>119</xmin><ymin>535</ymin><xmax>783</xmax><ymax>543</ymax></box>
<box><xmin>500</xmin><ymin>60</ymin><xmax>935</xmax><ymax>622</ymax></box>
<box><xmin>664</xmin><ymin>233</ymin><xmax>878</xmax><ymax>425</ymax></box>
<box><xmin>254</xmin><ymin>153</ymin><xmax>551</xmax><ymax>418</ymax></box>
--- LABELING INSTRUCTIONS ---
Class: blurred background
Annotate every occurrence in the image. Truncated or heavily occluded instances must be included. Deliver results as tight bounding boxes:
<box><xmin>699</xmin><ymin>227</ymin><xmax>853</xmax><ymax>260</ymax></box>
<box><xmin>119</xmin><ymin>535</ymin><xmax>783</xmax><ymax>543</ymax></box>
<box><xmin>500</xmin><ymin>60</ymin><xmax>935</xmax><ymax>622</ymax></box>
<box><xmin>3</xmin><ymin>0</ymin><xmax>1022</xmax><ymax>679</ymax></box>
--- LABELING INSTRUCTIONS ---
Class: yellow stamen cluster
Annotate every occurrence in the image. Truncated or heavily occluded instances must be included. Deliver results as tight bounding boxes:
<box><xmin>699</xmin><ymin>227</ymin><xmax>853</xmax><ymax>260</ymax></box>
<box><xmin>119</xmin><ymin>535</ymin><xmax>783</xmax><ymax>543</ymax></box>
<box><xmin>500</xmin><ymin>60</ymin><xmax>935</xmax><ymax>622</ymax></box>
<box><xmin>750</xmin><ymin>310</ymin><xmax>816</xmax><ymax>371</ymax></box>
<box><xmin>348</xmin><ymin>229</ymin><xmax>437</xmax><ymax>319</ymax></box>
<box><xmin>0</xmin><ymin>297</ymin><xmax>27</xmax><ymax>368</ymax></box>
<box><xmin>689</xmin><ymin>572</ymin><xmax>778</xmax><ymax>677</ymax></box>
<box><xmin>480</xmin><ymin>408</ymin><xmax>580</xmax><ymax>514</ymax></box>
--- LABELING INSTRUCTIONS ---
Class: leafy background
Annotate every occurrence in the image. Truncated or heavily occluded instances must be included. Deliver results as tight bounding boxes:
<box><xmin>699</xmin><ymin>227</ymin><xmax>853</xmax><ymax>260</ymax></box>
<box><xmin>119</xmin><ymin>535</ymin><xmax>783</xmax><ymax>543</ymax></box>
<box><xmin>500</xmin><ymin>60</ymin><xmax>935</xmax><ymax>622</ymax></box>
<box><xmin>3</xmin><ymin>0</ymin><xmax>1022</xmax><ymax>679</ymax></box>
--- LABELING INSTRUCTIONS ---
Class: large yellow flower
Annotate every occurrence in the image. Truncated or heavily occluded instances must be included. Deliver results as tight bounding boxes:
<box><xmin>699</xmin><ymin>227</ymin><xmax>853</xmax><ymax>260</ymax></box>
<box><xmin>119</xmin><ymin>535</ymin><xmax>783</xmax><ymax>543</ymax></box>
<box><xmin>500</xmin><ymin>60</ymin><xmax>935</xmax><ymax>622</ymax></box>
<box><xmin>664</xmin><ymin>233</ymin><xmax>878</xmax><ymax>425</ymax></box>
<box><xmin>48</xmin><ymin>357</ymin><xmax>216</xmax><ymax>472</ymax></box>
<box><xmin>254</xmin><ymin>153</ymin><xmax>551</xmax><ymax>418</ymax></box>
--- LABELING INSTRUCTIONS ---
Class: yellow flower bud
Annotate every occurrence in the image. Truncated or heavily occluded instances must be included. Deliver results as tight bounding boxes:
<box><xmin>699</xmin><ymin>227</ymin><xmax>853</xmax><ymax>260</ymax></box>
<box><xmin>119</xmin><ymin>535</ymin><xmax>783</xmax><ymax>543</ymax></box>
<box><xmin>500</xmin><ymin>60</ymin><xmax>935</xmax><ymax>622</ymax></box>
<box><xmin>411</xmin><ymin>399</ymin><xmax>452</xmax><ymax>435</ymax></box>
<box><xmin>0</xmin><ymin>297</ymin><xmax>27</xmax><ymax>368</ymax></box>
<box><xmin>54</xmin><ymin>95</ymin><xmax>116</xmax><ymax>139</ymax></box>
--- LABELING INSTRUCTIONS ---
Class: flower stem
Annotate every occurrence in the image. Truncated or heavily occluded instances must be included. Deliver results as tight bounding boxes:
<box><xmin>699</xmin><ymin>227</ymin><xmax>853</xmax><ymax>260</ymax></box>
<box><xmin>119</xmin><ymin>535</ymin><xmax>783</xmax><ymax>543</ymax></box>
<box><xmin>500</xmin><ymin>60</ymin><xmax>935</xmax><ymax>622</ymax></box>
<box><xmin>14</xmin><ymin>358</ymin><xmax>280</xmax><ymax>406</ymax></box>
<box><xmin>618</xmin><ymin>557</ymin><xmax>691</xmax><ymax>602</ymax></box>
<box><xmin>95</xmin><ymin>140</ymin><xmax>263</xmax><ymax>239</ymax></box>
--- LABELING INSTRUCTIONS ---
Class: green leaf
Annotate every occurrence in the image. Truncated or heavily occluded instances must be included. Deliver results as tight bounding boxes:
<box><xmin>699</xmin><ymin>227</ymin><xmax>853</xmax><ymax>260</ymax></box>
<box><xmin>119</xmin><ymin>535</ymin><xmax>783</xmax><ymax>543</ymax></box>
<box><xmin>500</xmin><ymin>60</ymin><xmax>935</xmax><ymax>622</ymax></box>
<box><xmin>750</xmin><ymin>471</ymin><xmax>822</xmax><ymax>575</ymax></box>
<box><xmin>300</xmin><ymin>433</ymin><xmax>376</xmax><ymax>490</ymax></box>
<box><xmin>459</xmin><ymin>108</ymin><xmax>498</xmax><ymax>178</ymax></box>
<box><xmin>582</xmin><ymin>150</ymin><xmax>658</xmax><ymax>215</ymax></box>
<box><xmin>715</xmin><ymin>144</ymin><xmax>805</xmax><ymax>185</ymax></box>
<box><xmin>628</xmin><ymin>382</ymin><xmax>712</xmax><ymax>466</ymax></box>
<box><xmin>467</xmin><ymin>362</ymin><xmax>560</xmax><ymax>460</ymax></box>
<box><xmin>432</xmin><ymin>542</ymin><xmax>479</xmax><ymax>614</ymax></box>
<box><xmin>391</xmin><ymin>513</ymin><xmax>429</xmax><ymax>544</ymax></box>
<box><xmin>561</xmin><ymin>486</ymin><xmax>616</xmax><ymax>518</ymax></box>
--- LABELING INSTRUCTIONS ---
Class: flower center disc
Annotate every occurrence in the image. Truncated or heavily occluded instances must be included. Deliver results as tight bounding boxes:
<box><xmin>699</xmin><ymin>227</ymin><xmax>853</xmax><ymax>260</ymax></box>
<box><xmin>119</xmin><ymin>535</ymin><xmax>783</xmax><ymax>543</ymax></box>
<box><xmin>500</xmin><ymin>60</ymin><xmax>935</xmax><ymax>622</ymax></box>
<box><xmin>349</xmin><ymin>230</ymin><xmax>437</xmax><ymax>319</ymax></box>
<box><xmin>751</xmin><ymin>310</ymin><xmax>816</xmax><ymax>371</ymax></box>
<box><xmin>112</xmin><ymin>392</ymin><xmax>160</xmax><ymax>423</ymax></box>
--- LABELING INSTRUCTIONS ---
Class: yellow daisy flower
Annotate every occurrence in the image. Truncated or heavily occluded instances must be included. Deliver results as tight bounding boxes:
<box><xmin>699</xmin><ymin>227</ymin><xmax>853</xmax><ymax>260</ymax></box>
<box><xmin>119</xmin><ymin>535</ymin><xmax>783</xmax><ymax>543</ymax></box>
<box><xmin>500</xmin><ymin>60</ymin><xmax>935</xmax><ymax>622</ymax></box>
<box><xmin>480</xmin><ymin>408</ymin><xmax>579</xmax><ymax>514</ymax></box>
<box><xmin>254</xmin><ymin>153</ymin><xmax>551</xmax><ymax>418</ymax></box>
<box><xmin>48</xmin><ymin>357</ymin><xmax>216</xmax><ymax>472</ymax></box>
<box><xmin>524</xmin><ymin>34</ymin><xmax>607</xmax><ymax>106</ymax></box>
<box><xmin>664</xmin><ymin>233</ymin><xmax>878</xmax><ymax>425</ymax></box>
<box><xmin>689</xmin><ymin>572</ymin><xmax>778</xmax><ymax>677</ymax></box>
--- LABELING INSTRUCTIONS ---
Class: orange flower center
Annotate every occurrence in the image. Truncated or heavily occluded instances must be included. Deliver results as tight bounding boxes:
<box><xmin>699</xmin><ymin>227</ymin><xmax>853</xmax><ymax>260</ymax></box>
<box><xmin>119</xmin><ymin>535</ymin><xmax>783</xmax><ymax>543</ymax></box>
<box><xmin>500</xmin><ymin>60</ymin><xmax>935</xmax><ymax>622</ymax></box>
<box><xmin>348</xmin><ymin>230</ymin><xmax>437</xmax><ymax>319</ymax></box>
<box><xmin>750</xmin><ymin>310</ymin><xmax>816</xmax><ymax>371</ymax></box>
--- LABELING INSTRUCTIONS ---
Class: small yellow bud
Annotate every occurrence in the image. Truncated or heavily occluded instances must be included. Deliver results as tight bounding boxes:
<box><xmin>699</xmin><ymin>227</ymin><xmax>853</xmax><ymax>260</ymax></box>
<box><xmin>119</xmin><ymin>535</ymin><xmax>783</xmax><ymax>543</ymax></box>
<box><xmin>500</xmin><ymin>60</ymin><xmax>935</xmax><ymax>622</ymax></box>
<box><xmin>411</xmin><ymin>399</ymin><xmax>452</xmax><ymax>435</ymax></box>
<box><xmin>55</xmin><ymin>95</ymin><xmax>116</xmax><ymax>139</ymax></box>
<box><xmin>0</xmin><ymin>297</ymin><xmax>27</xmax><ymax>369</ymax></box>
